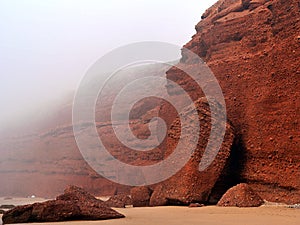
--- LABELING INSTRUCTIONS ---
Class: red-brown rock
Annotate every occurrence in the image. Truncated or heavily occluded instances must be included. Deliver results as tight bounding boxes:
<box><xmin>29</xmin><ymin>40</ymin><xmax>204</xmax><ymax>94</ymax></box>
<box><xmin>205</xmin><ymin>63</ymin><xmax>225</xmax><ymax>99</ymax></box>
<box><xmin>130</xmin><ymin>186</ymin><xmax>152</xmax><ymax>207</ymax></box>
<box><xmin>56</xmin><ymin>185</ymin><xmax>99</xmax><ymax>202</ymax></box>
<box><xmin>0</xmin><ymin>0</ymin><xmax>299</xmax><ymax>206</ymax></box>
<box><xmin>162</xmin><ymin>0</ymin><xmax>300</xmax><ymax>204</ymax></box>
<box><xmin>2</xmin><ymin>186</ymin><xmax>124</xmax><ymax>224</ymax></box>
<box><xmin>105</xmin><ymin>194</ymin><xmax>132</xmax><ymax>208</ymax></box>
<box><xmin>150</xmin><ymin>98</ymin><xmax>235</xmax><ymax>206</ymax></box>
<box><xmin>217</xmin><ymin>183</ymin><xmax>264</xmax><ymax>207</ymax></box>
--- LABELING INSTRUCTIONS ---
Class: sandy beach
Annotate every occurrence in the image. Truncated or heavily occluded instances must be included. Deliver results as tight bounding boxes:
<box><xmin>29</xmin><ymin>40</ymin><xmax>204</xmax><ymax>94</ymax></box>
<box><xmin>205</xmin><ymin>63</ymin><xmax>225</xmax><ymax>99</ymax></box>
<box><xmin>0</xmin><ymin>198</ymin><xmax>299</xmax><ymax>225</ymax></box>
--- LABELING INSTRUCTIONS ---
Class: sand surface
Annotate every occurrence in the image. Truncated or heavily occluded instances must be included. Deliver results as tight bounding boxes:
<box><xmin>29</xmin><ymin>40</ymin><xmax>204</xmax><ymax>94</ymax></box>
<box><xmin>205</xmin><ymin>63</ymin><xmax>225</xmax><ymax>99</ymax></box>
<box><xmin>0</xmin><ymin>198</ymin><xmax>299</xmax><ymax>225</ymax></box>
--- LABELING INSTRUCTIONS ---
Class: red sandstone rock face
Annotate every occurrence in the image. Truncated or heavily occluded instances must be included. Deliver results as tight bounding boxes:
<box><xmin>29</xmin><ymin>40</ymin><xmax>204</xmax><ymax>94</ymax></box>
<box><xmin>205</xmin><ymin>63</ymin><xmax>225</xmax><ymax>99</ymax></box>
<box><xmin>150</xmin><ymin>98</ymin><xmax>235</xmax><ymax>206</ymax></box>
<box><xmin>217</xmin><ymin>183</ymin><xmax>264</xmax><ymax>207</ymax></box>
<box><xmin>2</xmin><ymin>186</ymin><xmax>124</xmax><ymax>224</ymax></box>
<box><xmin>163</xmin><ymin>0</ymin><xmax>300</xmax><ymax>204</ymax></box>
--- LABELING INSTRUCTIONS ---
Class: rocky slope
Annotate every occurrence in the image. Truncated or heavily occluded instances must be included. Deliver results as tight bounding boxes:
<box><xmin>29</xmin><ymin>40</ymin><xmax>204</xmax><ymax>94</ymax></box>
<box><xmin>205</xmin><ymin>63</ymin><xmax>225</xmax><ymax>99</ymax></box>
<box><xmin>163</xmin><ymin>0</ymin><xmax>300</xmax><ymax>204</ymax></box>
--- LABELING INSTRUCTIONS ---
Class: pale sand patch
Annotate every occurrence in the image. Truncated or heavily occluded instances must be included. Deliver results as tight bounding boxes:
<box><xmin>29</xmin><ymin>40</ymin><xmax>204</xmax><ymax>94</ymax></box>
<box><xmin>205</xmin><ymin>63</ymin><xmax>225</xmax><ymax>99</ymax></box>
<box><xmin>1</xmin><ymin>205</ymin><xmax>300</xmax><ymax>225</ymax></box>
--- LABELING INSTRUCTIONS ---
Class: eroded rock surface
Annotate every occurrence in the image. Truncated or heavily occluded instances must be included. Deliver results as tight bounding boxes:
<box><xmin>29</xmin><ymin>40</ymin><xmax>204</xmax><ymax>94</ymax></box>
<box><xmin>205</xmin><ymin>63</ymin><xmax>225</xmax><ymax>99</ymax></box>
<box><xmin>162</xmin><ymin>0</ymin><xmax>300</xmax><ymax>204</ymax></box>
<box><xmin>150</xmin><ymin>98</ymin><xmax>235</xmax><ymax>206</ymax></box>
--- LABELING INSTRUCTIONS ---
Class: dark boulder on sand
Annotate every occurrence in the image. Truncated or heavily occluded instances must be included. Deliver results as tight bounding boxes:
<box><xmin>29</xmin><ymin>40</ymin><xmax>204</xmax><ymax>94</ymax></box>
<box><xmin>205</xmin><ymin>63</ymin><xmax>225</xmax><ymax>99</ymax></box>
<box><xmin>217</xmin><ymin>183</ymin><xmax>264</xmax><ymax>207</ymax></box>
<box><xmin>2</xmin><ymin>186</ymin><xmax>124</xmax><ymax>224</ymax></box>
<box><xmin>105</xmin><ymin>194</ymin><xmax>132</xmax><ymax>208</ymax></box>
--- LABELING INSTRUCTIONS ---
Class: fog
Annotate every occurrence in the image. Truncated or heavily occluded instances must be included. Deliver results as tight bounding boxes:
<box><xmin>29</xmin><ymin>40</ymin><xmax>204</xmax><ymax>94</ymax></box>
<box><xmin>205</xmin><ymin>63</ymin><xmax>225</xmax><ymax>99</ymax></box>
<box><xmin>0</xmin><ymin>0</ymin><xmax>217</xmax><ymax>129</ymax></box>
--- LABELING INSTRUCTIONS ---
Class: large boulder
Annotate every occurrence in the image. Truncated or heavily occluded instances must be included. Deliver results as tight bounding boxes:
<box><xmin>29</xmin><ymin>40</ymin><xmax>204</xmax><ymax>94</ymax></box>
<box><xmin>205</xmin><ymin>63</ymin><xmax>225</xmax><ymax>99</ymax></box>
<box><xmin>130</xmin><ymin>186</ymin><xmax>152</xmax><ymax>207</ymax></box>
<box><xmin>2</xmin><ymin>186</ymin><xmax>124</xmax><ymax>224</ymax></box>
<box><xmin>217</xmin><ymin>183</ymin><xmax>264</xmax><ymax>207</ymax></box>
<box><xmin>150</xmin><ymin>98</ymin><xmax>235</xmax><ymax>206</ymax></box>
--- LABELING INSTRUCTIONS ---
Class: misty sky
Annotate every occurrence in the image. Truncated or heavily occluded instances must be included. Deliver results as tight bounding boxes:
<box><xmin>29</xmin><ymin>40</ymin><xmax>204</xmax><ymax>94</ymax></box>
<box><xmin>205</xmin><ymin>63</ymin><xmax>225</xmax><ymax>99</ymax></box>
<box><xmin>0</xmin><ymin>0</ymin><xmax>216</xmax><ymax>126</ymax></box>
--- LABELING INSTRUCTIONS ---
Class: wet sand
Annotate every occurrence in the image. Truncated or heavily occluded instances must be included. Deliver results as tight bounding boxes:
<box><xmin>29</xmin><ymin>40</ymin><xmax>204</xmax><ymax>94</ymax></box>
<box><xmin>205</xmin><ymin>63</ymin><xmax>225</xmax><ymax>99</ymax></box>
<box><xmin>0</xmin><ymin>198</ymin><xmax>299</xmax><ymax>225</ymax></box>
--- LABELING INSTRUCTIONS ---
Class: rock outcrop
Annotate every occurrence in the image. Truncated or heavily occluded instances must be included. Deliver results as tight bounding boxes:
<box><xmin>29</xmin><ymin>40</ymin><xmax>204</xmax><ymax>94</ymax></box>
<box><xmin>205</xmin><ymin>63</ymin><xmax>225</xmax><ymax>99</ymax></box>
<box><xmin>150</xmin><ymin>98</ymin><xmax>235</xmax><ymax>206</ymax></box>
<box><xmin>161</xmin><ymin>0</ymin><xmax>300</xmax><ymax>204</ymax></box>
<box><xmin>2</xmin><ymin>186</ymin><xmax>124</xmax><ymax>224</ymax></box>
<box><xmin>217</xmin><ymin>183</ymin><xmax>264</xmax><ymax>207</ymax></box>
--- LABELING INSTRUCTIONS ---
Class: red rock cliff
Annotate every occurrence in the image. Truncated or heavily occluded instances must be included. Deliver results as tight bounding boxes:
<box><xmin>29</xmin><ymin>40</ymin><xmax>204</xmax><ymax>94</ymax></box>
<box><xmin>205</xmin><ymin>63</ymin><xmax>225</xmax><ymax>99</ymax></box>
<box><xmin>0</xmin><ymin>0</ymin><xmax>299</xmax><ymax>204</ymax></box>
<box><xmin>164</xmin><ymin>0</ymin><xmax>300</xmax><ymax>204</ymax></box>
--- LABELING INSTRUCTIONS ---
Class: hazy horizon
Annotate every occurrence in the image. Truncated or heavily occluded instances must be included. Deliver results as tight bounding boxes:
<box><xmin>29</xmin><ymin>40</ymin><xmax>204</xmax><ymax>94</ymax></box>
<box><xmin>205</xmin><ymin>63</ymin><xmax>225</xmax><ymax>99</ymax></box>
<box><xmin>0</xmin><ymin>0</ymin><xmax>217</xmax><ymax>128</ymax></box>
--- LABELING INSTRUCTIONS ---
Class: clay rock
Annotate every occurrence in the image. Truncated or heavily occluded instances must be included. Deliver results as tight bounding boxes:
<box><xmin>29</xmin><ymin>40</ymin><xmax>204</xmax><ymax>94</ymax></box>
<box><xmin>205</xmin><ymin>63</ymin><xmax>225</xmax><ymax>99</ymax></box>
<box><xmin>2</xmin><ymin>186</ymin><xmax>124</xmax><ymax>224</ymax></box>
<box><xmin>150</xmin><ymin>98</ymin><xmax>235</xmax><ymax>206</ymax></box>
<box><xmin>130</xmin><ymin>187</ymin><xmax>152</xmax><ymax>207</ymax></box>
<box><xmin>105</xmin><ymin>194</ymin><xmax>132</xmax><ymax>208</ymax></box>
<box><xmin>217</xmin><ymin>183</ymin><xmax>264</xmax><ymax>207</ymax></box>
